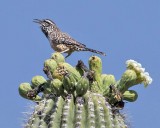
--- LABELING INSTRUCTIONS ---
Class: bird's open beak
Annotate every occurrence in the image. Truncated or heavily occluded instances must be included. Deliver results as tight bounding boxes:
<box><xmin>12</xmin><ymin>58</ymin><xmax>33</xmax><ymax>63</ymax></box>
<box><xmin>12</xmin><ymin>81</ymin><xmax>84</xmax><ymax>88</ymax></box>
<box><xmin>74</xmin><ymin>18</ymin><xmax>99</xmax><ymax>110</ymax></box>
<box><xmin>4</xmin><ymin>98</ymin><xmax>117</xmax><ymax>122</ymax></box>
<box><xmin>33</xmin><ymin>19</ymin><xmax>42</xmax><ymax>24</ymax></box>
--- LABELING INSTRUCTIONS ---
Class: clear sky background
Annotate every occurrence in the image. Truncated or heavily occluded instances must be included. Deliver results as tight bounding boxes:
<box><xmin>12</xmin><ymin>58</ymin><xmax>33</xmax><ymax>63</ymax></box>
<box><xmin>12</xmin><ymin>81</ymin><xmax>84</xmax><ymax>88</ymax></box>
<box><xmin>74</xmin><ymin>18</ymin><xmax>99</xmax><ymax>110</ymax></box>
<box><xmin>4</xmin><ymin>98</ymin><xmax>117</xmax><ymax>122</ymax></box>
<box><xmin>0</xmin><ymin>0</ymin><xmax>160</xmax><ymax>128</ymax></box>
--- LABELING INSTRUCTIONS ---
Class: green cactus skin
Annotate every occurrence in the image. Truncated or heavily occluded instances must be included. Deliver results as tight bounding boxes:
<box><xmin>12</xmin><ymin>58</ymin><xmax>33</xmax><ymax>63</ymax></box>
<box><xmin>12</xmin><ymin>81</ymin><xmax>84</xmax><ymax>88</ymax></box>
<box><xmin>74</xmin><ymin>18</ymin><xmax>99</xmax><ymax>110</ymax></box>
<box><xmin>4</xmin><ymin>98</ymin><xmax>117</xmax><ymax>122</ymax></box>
<box><xmin>31</xmin><ymin>76</ymin><xmax>51</xmax><ymax>94</ymax></box>
<box><xmin>51</xmin><ymin>52</ymin><xmax>65</xmax><ymax>64</ymax></box>
<box><xmin>19</xmin><ymin>83</ymin><xmax>41</xmax><ymax>101</ymax></box>
<box><xmin>123</xmin><ymin>90</ymin><xmax>138</xmax><ymax>102</ymax></box>
<box><xmin>44</xmin><ymin>59</ymin><xmax>58</xmax><ymax>71</ymax></box>
<box><xmin>63</xmin><ymin>74</ymin><xmax>77</xmax><ymax>94</ymax></box>
<box><xmin>50</xmin><ymin>79</ymin><xmax>64</xmax><ymax>96</ymax></box>
<box><xmin>52</xmin><ymin>62</ymin><xmax>81</xmax><ymax>81</ymax></box>
<box><xmin>116</xmin><ymin>69</ymin><xmax>137</xmax><ymax>93</ymax></box>
<box><xmin>89</xmin><ymin>56</ymin><xmax>102</xmax><ymax>84</ymax></box>
<box><xmin>76</xmin><ymin>76</ymin><xmax>89</xmax><ymax>96</ymax></box>
<box><xmin>25</xmin><ymin>92</ymin><xmax>124</xmax><ymax>128</ymax></box>
<box><xmin>113</xmin><ymin>113</ymin><xmax>127</xmax><ymax>128</ymax></box>
<box><xmin>101</xmin><ymin>74</ymin><xmax>116</xmax><ymax>96</ymax></box>
<box><xmin>26</xmin><ymin>98</ymin><xmax>55</xmax><ymax>128</ymax></box>
<box><xmin>89</xmin><ymin>56</ymin><xmax>102</xmax><ymax>74</ymax></box>
<box><xmin>58</xmin><ymin>62</ymin><xmax>81</xmax><ymax>79</ymax></box>
<box><xmin>20</xmin><ymin>53</ymin><xmax>152</xmax><ymax>128</ymax></box>
<box><xmin>31</xmin><ymin>76</ymin><xmax>47</xmax><ymax>88</ymax></box>
<box><xmin>101</xmin><ymin>74</ymin><xmax>116</xmax><ymax>86</ymax></box>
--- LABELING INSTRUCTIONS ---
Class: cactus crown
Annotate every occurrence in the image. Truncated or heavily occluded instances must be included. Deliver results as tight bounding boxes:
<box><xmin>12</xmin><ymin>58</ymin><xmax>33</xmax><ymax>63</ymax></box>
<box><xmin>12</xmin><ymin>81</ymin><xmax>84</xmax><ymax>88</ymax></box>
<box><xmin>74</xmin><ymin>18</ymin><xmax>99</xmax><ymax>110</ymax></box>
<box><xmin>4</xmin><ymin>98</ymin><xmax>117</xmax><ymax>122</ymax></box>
<box><xmin>19</xmin><ymin>52</ymin><xmax>152</xmax><ymax>128</ymax></box>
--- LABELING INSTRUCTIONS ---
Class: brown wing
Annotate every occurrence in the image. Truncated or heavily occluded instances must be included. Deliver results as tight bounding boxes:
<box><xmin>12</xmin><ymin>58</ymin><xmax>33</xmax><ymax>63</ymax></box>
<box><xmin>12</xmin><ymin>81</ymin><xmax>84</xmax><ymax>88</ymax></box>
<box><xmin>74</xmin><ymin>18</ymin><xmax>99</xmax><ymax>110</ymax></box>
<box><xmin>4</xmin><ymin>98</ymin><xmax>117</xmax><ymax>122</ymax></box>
<box><xmin>61</xmin><ymin>32</ymin><xmax>86</xmax><ymax>48</ymax></box>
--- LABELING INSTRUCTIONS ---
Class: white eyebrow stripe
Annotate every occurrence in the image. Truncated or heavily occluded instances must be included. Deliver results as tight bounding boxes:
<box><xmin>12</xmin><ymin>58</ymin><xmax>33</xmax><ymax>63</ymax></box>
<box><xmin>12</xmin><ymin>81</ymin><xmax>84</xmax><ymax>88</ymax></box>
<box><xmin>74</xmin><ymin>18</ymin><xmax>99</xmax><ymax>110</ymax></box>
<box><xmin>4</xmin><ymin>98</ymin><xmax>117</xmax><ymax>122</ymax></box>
<box><xmin>44</xmin><ymin>19</ymin><xmax>55</xmax><ymax>25</ymax></box>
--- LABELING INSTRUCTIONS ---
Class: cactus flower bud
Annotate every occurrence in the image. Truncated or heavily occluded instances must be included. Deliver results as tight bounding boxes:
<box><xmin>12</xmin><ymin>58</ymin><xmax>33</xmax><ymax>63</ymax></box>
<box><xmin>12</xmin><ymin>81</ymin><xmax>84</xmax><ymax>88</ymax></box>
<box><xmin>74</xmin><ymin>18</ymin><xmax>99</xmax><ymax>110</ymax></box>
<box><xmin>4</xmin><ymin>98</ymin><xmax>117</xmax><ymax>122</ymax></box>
<box><xmin>31</xmin><ymin>76</ymin><xmax>47</xmax><ymax>88</ymax></box>
<box><xmin>44</xmin><ymin>59</ymin><xmax>57</xmax><ymax>73</ymax></box>
<box><xmin>76</xmin><ymin>76</ymin><xmax>89</xmax><ymax>96</ymax></box>
<box><xmin>19</xmin><ymin>83</ymin><xmax>41</xmax><ymax>101</ymax></box>
<box><xmin>50</xmin><ymin>79</ymin><xmax>64</xmax><ymax>96</ymax></box>
<box><xmin>123</xmin><ymin>90</ymin><xmax>138</xmax><ymax>102</ymax></box>
<box><xmin>63</xmin><ymin>74</ymin><xmax>77</xmax><ymax>94</ymax></box>
<box><xmin>89</xmin><ymin>56</ymin><xmax>102</xmax><ymax>83</ymax></box>
<box><xmin>101</xmin><ymin>74</ymin><xmax>116</xmax><ymax>89</ymax></box>
<box><xmin>51</xmin><ymin>52</ymin><xmax>65</xmax><ymax>63</ymax></box>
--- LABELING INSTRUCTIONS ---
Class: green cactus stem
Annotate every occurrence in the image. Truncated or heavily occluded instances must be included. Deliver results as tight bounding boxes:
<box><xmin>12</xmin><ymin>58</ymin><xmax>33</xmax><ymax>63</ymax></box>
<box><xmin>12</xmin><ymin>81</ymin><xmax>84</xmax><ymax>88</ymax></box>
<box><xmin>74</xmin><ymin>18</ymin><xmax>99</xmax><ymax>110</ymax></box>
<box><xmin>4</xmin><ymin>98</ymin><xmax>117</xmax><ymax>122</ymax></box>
<box><xmin>117</xmin><ymin>69</ymin><xmax>137</xmax><ymax>93</ymax></box>
<box><xmin>19</xmin><ymin>53</ymin><xmax>152</xmax><ymax>128</ymax></box>
<box><xmin>25</xmin><ymin>92</ymin><xmax>118</xmax><ymax>128</ymax></box>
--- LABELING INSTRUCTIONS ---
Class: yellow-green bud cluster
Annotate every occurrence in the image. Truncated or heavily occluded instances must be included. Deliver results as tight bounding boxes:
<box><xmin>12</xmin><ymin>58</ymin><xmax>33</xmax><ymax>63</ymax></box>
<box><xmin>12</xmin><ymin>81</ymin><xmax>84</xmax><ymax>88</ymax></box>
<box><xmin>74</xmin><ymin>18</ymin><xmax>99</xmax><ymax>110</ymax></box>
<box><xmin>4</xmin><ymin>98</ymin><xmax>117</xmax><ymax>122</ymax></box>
<box><xmin>19</xmin><ymin>53</ymin><xmax>152</xmax><ymax>128</ymax></box>
<box><xmin>19</xmin><ymin>54</ymin><xmax>152</xmax><ymax>104</ymax></box>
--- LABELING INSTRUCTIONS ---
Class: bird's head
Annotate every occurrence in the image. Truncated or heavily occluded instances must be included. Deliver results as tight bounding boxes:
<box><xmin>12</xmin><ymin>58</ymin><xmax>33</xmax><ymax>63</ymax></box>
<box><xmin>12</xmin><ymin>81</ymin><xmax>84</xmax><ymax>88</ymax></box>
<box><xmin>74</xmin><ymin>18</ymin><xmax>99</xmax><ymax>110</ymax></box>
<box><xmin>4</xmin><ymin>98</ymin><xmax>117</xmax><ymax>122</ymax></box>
<box><xmin>33</xmin><ymin>19</ymin><xmax>59</xmax><ymax>36</ymax></box>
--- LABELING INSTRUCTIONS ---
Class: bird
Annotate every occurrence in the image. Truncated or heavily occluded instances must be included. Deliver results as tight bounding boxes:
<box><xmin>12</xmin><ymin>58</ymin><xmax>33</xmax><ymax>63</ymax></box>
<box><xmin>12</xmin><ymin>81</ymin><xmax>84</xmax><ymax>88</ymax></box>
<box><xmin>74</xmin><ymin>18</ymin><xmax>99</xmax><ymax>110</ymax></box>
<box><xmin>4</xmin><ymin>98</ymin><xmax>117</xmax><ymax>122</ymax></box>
<box><xmin>33</xmin><ymin>19</ymin><xmax>106</xmax><ymax>58</ymax></box>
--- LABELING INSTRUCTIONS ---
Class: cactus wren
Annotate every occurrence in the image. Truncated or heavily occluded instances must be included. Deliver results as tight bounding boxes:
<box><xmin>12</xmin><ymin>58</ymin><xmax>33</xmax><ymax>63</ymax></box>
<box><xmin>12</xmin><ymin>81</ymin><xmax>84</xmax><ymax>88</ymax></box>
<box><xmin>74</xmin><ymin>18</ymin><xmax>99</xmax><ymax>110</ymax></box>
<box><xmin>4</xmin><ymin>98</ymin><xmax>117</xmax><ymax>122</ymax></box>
<box><xmin>34</xmin><ymin>19</ymin><xmax>106</xmax><ymax>58</ymax></box>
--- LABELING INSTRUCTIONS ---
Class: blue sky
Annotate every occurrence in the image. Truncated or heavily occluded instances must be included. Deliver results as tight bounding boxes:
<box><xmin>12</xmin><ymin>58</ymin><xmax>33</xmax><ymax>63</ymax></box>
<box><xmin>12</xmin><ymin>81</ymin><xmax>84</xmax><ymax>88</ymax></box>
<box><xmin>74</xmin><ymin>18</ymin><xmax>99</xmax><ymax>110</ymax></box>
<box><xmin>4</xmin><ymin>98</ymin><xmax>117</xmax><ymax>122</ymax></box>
<box><xmin>0</xmin><ymin>0</ymin><xmax>160</xmax><ymax>128</ymax></box>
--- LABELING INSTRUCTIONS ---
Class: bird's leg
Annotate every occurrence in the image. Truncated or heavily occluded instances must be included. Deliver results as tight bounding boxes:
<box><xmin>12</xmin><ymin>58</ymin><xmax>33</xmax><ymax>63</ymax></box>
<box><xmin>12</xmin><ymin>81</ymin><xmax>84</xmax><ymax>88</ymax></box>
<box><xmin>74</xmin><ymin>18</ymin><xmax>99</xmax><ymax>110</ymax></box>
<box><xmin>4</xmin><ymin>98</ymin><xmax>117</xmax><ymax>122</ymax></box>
<box><xmin>58</xmin><ymin>48</ymin><xmax>71</xmax><ymax>58</ymax></box>
<box><xmin>59</xmin><ymin>47</ymin><xmax>70</xmax><ymax>54</ymax></box>
<box><xmin>65</xmin><ymin>52</ymin><xmax>72</xmax><ymax>58</ymax></box>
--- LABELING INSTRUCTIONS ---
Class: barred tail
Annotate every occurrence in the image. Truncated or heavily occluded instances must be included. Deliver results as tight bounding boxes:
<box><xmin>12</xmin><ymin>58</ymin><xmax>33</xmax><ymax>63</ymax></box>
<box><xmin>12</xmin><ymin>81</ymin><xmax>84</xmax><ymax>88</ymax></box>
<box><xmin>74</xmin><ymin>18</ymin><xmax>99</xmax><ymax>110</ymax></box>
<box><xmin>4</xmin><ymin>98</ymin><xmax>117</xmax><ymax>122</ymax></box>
<box><xmin>84</xmin><ymin>47</ymin><xmax>106</xmax><ymax>56</ymax></box>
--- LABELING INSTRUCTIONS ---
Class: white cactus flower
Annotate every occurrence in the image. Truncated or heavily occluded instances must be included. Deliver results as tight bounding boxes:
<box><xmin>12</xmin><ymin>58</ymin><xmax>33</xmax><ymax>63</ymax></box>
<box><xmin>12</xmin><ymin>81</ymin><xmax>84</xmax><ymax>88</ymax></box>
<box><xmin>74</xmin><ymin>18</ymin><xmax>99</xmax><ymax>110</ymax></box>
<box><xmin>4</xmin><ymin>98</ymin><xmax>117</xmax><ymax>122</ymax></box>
<box><xmin>126</xmin><ymin>59</ymin><xmax>153</xmax><ymax>86</ymax></box>
<box><xmin>143</xmin><ymin>73</ymin><xmax>153</xmax><ymax>86</ymax></box>
<box><xmin>137</xmin><ymin>62</ymin><xmax>142</xmax><ymax>68</ymax></box>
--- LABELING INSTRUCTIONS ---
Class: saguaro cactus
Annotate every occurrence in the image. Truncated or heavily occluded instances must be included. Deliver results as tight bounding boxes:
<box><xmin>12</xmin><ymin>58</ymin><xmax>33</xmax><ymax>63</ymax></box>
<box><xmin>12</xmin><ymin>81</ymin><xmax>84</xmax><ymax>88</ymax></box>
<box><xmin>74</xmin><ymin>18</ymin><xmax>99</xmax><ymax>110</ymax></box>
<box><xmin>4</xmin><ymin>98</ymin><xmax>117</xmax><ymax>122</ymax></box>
<box><xmin>19</xmin><ymin>52</ymin><xmax>152</xmax><ymax>128</ymax></box>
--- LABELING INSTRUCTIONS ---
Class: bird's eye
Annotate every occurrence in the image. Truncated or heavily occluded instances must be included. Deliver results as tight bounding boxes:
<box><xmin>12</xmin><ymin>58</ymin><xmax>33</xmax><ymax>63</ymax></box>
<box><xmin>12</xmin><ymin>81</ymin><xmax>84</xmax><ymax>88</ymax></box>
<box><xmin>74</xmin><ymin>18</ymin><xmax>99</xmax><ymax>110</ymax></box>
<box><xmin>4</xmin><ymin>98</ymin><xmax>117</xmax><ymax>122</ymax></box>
<box><xmin>45</xmin><ymin>23</ymin><xmax>50</xmax><ymax>27</ymax></box>
<box><xmin>41</xmin><ymin>23</ymin><xmax>48</xmax><ymax>27</ymax></box>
